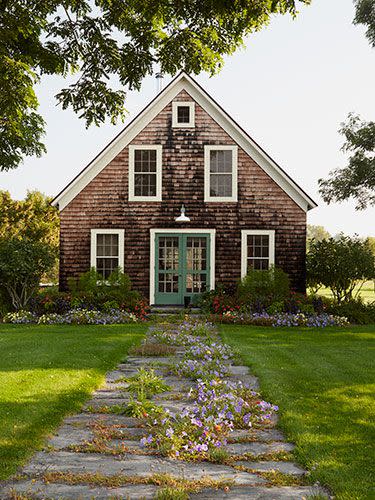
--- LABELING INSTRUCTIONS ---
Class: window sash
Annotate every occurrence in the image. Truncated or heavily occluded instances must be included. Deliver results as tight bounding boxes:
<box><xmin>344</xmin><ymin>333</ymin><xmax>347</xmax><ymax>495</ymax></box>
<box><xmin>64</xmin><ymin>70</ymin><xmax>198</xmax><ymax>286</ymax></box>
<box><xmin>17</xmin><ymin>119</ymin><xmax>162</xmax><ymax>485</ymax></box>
<box><xmin>129</xmin><ymin>145</ymin><xmax>162</xmax><ymax>201</ymax></box>
<box><xmin>204</xmin><ymin>145</ymin><xmax>237</xmax><ymax>202</ymax></box>
<box><xmin>90</xmin><ymin>229</ymin><xmax>124</xmax><ymax>279</ymax></box>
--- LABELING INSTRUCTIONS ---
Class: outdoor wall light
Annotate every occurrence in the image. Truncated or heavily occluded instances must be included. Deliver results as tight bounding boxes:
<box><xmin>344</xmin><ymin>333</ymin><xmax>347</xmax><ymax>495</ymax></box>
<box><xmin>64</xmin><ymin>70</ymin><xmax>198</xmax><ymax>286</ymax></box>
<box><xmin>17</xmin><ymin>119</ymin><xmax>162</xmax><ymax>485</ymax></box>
<box><xmin>175</xmin><ymin>204</ymin><xmax>190</xmax><ymax>222</ymax></box>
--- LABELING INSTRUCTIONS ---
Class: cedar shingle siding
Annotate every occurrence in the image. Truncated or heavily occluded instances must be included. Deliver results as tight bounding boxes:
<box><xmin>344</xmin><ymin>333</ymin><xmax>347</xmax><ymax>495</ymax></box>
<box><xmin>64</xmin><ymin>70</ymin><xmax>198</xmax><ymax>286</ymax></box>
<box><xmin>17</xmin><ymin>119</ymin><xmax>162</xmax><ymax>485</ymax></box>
<box><xmin>59</xmin><ymin>89</ymin><xmax>307</xmax><ymax>298</ymax></box>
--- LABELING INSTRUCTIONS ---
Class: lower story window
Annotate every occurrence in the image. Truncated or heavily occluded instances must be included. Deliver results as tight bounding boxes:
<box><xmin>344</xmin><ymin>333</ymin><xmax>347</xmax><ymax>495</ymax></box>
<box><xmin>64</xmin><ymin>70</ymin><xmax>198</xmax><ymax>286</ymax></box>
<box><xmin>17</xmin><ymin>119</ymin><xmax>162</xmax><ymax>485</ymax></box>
<box><xmin>241</xmin><ymin>230</ymin><xmax>275</xmax><ymax>277</ymax></box>
<box><xmin>90</xmin><ymin>229</ymin><xmax>125</xmax><ymax>279</ymax></box>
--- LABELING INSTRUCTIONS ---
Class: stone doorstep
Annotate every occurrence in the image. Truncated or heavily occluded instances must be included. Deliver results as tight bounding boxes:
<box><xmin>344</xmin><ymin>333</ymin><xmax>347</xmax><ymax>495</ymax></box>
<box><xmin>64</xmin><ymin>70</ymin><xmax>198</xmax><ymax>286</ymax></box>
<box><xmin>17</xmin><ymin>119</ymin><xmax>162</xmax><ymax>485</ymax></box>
<box><xmin>21</xmin><ymin>451</ymin><xmax>267</xmax><ymax>486</ymax></box>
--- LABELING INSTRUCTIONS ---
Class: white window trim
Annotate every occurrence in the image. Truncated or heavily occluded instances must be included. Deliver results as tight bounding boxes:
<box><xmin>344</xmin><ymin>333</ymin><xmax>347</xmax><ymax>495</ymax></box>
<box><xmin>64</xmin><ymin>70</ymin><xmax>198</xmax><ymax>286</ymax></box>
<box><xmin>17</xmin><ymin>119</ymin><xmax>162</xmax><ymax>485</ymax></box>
<box><xmin>128</xmin><ymin>145</ymin><xmax>162</xmax><ymax>201</ymax></box>
<box><xmin>204</xmin><ymin>145</ymin><xmax>238</xmax><ymax>202</ymax></box>
<box><xmin>90</xmin><ymin>229</ymin><xmax>125</xmax><ymax>273</ymax></box>
<box><xmin>241</xmin><ymin>230</ymin><xmax>275</xmax><ymax>278</ymax></box>
<box><xmin>149</xmin><ymin>228</ymin><xmax>216</xmax><ymax>305</ymax></box>
<box><xmin>172</xmin><ymin>101</ymin><xmax>195</xmax><ymax>128</ymax></box>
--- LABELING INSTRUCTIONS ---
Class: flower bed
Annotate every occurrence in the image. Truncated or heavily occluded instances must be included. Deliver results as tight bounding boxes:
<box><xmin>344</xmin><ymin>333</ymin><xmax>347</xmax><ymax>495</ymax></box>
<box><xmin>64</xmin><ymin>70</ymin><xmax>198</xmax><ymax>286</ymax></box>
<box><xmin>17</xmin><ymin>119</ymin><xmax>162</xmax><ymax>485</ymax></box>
<box><xmin>3</xmin><ymin>308</ymin><xmax>138</xmax><ymax>325</ymax></box>
<box><xmin>139</xmin><ymin>321</ymin><xmax>279</xmax><ymax>460</ymax></box>
<box><xmin>212</xmin><ymin>311</ymin><xmax>349</xmax><ymax>328</ymax></box>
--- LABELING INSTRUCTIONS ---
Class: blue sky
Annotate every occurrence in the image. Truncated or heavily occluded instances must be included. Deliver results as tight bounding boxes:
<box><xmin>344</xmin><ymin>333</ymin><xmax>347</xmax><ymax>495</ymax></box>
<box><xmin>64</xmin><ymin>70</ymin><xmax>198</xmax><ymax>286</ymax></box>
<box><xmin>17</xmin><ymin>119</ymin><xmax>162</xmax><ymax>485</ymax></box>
<box><xmin>1</xmin><ymin>0</ymin><xmax>374</xmax><ymax>236</ymax></box>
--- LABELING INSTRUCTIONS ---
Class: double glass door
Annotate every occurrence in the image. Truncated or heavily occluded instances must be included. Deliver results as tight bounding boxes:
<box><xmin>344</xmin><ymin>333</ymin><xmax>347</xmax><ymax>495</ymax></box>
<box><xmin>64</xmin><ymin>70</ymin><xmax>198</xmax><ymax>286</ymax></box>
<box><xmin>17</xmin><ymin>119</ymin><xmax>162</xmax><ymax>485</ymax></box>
<box><xmin>155</xmin><ymin>234</ymin><xmax>210</xmax><ymax>305</ymax></box>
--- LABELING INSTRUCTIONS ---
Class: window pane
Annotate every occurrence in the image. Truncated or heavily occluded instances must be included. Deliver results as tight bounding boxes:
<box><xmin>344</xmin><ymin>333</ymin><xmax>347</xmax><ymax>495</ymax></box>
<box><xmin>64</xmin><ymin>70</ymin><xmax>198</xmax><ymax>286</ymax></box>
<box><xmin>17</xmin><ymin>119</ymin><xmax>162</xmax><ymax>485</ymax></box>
<box><xmin>158</xmin><ymin>273</ymin><xmax>179</xmax><ymax>293</ymax></box>
<box><xmin>96</xmin><ymin>257</ymin><xmax>119</xmax><ymax>279</ymax></box>
<box><xmin>97</xmin><ymin>234</ymin><xmax>119</xmax><ymax>257</ymax></box>
<box><xmin>210</xmin><ymin>173</ymin><xmax>232</xmax><ymax>197</ymax></box>
<box><xmin>247</xmin><ymin>258</ymin><xmax>269</xmax><ymax>271</ymax></box>
<box><xmin>210</xmin><ymin>150</ymin><xmax>232</xmax><ymax>173</ymax></box>
<box><xmin>186</xmin><ymin>273</ymin><xmax>207</xmax><ymax>293</ymax></box>
<box><xmin>247</xmin><ymin>234</ymin><xmax>269</xmax><ymax>259</ymax></box>
<box><xmin>134</xmin><ymin>173</ymin><xmax>157</xmax><ymax>197</ymax></box>
<box><xmin>177</xmin><ymin>106</ymin><xmax>190</xmax><ymax>123</ymax></box>
<box><xmin>134</xmin><ymin>149</ymin><xmax>157</xmax><ymax>172</ymax></box>
<box><xmin>186</xmin><ymin>237</ymin><xmax>207</xmax><ymax>271</ymax></box>
<box><xmin>159</xmin><ymin>237</ymin><xmax>179</xmax><ymax>270</ymax></box>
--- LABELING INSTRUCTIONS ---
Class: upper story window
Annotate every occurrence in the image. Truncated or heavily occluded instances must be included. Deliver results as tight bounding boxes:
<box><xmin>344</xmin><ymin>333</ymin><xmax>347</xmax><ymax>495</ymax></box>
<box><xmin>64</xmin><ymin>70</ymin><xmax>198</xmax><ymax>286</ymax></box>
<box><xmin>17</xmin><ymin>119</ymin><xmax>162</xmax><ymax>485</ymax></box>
<box><xmin>172</xmin><ymin>101</ymin><xmax>195</xmax><ymax>128</ymax></box>
<box><xmin>241</xmin><ymin>230</ymin><xmax>275</xmax><ymax>277</ymax></box>
<box><xmin>128</xmin><ymin>145</ymin><xmax>162</xmax><ymax>201</ymax></box>
<box><xmin>204</xmin><ymin>145</ymin><xmax>238</xmax><ymax>202</ymax></box>
<box><xmin>90</xmin><ymin>229</ymin><xmax>125</xmax><ymax>279</ymax></box>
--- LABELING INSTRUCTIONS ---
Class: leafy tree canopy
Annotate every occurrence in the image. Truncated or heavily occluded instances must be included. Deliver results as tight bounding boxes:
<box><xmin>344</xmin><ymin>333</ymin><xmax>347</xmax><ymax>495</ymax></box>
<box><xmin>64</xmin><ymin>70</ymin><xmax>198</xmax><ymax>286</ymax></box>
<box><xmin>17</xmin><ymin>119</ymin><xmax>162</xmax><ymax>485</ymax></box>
<box><xmin>0</xmin><ymin>0</ymin><xmax>310</xmax><ymax>171</ymax></box>
<box><xmin>0</xmin><ymin>190</ymin><xmax>59</xmax><ymax>248</ymax></box>
<box><xmin>306</xmin><ymin>224</ymin><xmax>330</xmax><ymax>250</ymax></box>
<box><xmin>307</xmin><ymin>234</ymin><xmax>375</xmax><ymax>303</ymax></box>
<box><xmin>318</xmin><ymin>113</ymin><xmax>375</xmax><ymax>210</ymax></box>
<box><xmin>353</xmin><ymin>0</ymin><xmax>375</xmax><ymax>47</ymax></box>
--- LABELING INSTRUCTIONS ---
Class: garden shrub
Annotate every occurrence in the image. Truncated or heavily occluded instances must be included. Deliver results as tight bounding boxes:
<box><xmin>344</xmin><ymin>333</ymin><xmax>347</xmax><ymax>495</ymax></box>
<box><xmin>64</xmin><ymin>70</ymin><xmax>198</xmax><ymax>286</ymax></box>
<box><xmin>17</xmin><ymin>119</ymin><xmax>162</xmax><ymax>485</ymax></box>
<box><xmin>68</xmin><ymin>267</ymin><xmax>141</xmax><ymax>310</ymax></box>
<box><xmin>237</xmin><ymin>266</ymin><xmax>290</xmax><ymax>310</ymax></box>
<box><xmin>198</xmin><ymin>285</ymin><xmax>240</xmax><ymax>315</ymax></box>
<box><xmin>326</xmin><ymin>298</ymin><xmax>375</xmax><ymax>325</ymax></box>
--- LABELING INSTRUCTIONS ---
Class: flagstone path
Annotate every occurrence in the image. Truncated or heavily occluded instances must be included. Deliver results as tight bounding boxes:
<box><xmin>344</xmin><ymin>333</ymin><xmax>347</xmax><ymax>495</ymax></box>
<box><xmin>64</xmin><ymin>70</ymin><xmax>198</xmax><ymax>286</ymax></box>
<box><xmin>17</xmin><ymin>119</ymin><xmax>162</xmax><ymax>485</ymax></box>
<box><xmin>1</xmin><ymin>326</ymin><xmax>329</xmax><ymax>499</ymax></box>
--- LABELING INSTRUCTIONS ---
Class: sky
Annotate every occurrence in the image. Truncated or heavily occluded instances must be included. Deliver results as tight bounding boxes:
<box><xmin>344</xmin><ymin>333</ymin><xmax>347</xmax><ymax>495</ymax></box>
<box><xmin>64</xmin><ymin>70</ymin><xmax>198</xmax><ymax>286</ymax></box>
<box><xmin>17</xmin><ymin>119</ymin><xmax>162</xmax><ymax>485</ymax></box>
<box><xmin>1</xmin><ymin>0</ymin><xmax>374</xmax><ymax>237</ymax></box>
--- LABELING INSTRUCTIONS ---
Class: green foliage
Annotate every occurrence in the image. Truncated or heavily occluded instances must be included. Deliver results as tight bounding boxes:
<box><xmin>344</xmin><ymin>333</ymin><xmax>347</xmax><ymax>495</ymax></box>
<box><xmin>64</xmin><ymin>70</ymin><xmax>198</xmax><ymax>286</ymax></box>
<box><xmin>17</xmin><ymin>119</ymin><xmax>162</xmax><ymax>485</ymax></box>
<box><xmin>307</xmin><ymin>235</ymin><xmax>375</xmax><ymax>303</ymax></box>
<box><xmin>68</xmin><ymin>267</ymin><xmax>140</xmax><ymax>309</ymax></box>
<box><xmin>0</xmin><ymin>190</ymin><xmax>59</xmax><ymax>283</ymax></box>
<box><xmin>0</xmin><ymin>238</ymin><xmax>56</xmax><ymax>310</ymax></box>
<box><xmin>326</xmin><ymin>298</ymin><xmax>375</xmax><ymax>325</ymax></box>
<box><xmin>155</xmin><ymin>488</ymin><xmax>189</xmax><ymax>500</ymax></box>
<box><xmin>237</xmin><ymin>266</ymin><xmax>290</xmax><ymax>309</ymax></box>
<box><xmin>1</xmin><ymin>0</ymin><xmax>311</xmax><ymax>170</ymax></box>
<box><xmin>306</xmin><ymin>224</ymin><xmax>330</xmax><ymax>250</ymax></box>
<box><xmin>123</xmin><ymin>398</ymin><xmax>164</xmax><ymax>418</ymax></box>
<box><xmin>319</xmin><ymin>113</ymin><xmax>375</xmax><ymax>210</ymax></box>
<box><xmin>124</xmin><ymin>368</ymin><xmax>171</xmax><ymax>399</ymax></box>
<box><xmin>353</xmin><ymin>0</ymin><xmax>375</xmax><ymax>47</ymax></box>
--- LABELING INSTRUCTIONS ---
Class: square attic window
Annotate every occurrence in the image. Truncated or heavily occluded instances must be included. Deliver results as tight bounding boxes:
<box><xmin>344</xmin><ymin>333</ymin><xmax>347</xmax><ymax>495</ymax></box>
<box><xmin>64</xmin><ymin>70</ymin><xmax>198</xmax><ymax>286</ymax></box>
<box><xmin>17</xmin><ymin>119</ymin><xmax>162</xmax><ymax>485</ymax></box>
<box><xmin>172</xmin><ymin>101</ymin><xmax>195</xmax><ymax>128</ymax></box>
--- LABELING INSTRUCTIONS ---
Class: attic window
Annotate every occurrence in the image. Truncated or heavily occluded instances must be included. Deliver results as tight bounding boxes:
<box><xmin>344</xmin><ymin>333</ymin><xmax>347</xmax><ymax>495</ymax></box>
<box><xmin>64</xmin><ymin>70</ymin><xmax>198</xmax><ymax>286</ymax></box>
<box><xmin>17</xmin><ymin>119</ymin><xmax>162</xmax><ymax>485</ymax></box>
<box><xmin>128</xmin><ymin>145</ymin><xmax>162</xmax><ymax>201</ymax></box>
<box><xmin>172</xmin><ymin>101</ymin><xmax>195</xmax><ymax>128</ymax></box>
<box><xmin>204</xmin><ymin>145</ymin><xmax>238</xmax><ymax>202</ymax></box>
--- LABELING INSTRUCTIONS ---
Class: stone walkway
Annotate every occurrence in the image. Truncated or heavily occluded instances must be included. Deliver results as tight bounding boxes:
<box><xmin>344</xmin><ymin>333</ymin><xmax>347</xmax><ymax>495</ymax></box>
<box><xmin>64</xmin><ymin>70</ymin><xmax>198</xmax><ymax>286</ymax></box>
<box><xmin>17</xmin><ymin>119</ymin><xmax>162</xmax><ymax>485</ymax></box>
<box><xmin>1</xmin><ymin>325</ymin><xmax>329</xmax><ymax>499</ymax></box>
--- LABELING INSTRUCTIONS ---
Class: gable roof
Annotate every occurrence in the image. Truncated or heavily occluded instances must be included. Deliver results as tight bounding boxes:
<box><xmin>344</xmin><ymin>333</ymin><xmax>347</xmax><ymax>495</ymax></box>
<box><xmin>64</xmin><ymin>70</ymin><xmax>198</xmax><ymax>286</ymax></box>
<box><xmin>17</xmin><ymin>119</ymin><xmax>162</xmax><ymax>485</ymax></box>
<box><xmin>52</xmin><ymin>72</ymin><xmax>317</xmax><ymax>212</ymax></box>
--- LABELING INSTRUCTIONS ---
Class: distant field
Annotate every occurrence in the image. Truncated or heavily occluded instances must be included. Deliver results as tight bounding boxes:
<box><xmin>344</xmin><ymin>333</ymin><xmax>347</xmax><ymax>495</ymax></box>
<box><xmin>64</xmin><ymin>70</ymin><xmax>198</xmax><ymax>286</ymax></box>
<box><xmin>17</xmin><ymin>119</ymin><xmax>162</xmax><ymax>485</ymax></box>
<box><xmin>309</xmin><ymin>280</ymin><xmax>375</xmax><ymax>303</ymax></box>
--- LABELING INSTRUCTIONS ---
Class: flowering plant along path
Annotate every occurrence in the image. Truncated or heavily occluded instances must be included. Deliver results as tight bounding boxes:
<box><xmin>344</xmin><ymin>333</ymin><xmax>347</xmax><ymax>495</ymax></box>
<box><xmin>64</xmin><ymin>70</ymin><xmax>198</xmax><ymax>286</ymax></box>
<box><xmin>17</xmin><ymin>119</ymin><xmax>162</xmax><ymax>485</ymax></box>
<box><xmin>1</xmin><ymin>321</ymin><xmax>329</xmax><ymax>499</ymax></box>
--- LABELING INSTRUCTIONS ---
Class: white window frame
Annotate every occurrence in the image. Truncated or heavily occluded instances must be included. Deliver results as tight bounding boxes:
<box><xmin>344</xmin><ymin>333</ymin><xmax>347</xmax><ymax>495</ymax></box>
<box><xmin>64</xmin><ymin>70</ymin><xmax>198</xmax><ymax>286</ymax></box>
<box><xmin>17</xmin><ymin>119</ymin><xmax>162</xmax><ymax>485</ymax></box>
<box><xmin>128</xmin><ymin>145</ymin><xmax>162</xmax><ymax>201</ymax></box>
<box><xmin>172</xmin><ymin>101</ymin><xmax>195</xmax><ymax>128</ymax></box>
<box><xmin>90</xmin><ymin>229</ymin><xmax>125</xmax><ymax>275</ymax></box>
<box><xmin>204</xmin><ymin>145</ymin><xmax>238</xmax><ymax>202</ymax></box>
<box><xmin>241</xmin><ymin>230</ymin><xmax>275</xmax><ymax>278</ymax></box>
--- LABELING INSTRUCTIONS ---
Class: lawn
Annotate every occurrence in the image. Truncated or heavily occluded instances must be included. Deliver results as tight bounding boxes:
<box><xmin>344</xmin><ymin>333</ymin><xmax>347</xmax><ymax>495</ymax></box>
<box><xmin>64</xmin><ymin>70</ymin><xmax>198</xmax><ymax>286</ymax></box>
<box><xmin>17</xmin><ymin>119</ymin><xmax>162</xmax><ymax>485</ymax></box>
<box><xmin>220</xmin><ymin>324</ymin><xmax>375</xmax><ymax>500</ymax></box>
<box><xmin>0</xmin><ymin>323</ymin><xmax>146</xmax><ymax>480</ymax></box>
<box><xmin>309</xmin><ymin>280</ymin><xmax>375</xmax><ymax>303</ymax></box>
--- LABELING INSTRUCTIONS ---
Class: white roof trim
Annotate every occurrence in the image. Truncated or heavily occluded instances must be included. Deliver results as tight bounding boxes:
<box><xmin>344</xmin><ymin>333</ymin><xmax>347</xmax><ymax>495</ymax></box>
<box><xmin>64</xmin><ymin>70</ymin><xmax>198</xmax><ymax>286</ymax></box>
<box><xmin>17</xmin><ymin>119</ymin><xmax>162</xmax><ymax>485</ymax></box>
<box><xmin>52</xmin><ymin>72</ymin><xmax>317</xmax><ymax>212</ymax></box>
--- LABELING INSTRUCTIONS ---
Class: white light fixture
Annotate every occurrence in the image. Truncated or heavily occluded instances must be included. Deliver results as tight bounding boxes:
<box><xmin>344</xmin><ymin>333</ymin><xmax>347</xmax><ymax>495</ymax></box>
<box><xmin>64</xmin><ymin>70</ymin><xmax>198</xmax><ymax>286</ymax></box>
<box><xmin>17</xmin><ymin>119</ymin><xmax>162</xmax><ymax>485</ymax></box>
<box><xmin>175</xmin><ymin>204</ymin><xmax>190</xmax><ymax>222</ymax></box>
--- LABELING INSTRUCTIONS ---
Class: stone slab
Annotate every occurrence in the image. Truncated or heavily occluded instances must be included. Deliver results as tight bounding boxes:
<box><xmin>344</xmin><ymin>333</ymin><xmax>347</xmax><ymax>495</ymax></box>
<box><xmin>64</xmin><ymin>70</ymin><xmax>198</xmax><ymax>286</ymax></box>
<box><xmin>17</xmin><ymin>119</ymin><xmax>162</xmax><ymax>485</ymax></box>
<box><xmin>2</xmin><ymin>480</ymin><xmax>157</xmax><ymax>499</ymax></box>
<box><xmin>64</xmin><ymin>414</ymin><xmax>142</xmax><ymax>428</ymax></box>
<box><xmin>22</xmin><ymin>452</ymin><xmax>267</xmax><ymax>485</ymax></box>
<box><xmin>190</xmin><ymin>486</ymin><xmax>328</xmax><ymax>499</ymax></box>
<box><xmin>234</xmin><ymin>460</ymin><xmax>306</xmax><ymax>476</ymax></box>
<box><xmin>227</xmin><ymin>442</ymin><xmax>294</xmax><ymax>457</ymax></box>
<box><xmin>229</xmin><ymin>429</ymin><xmax>285</xmax><ymax>443</ymax></box>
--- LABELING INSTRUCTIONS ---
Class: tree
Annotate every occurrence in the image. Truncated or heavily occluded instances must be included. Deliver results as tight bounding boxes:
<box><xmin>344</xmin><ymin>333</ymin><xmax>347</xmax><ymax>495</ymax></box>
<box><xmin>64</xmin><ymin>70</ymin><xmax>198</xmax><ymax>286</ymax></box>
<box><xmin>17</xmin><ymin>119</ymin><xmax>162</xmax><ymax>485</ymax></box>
<box><xmin>318</xmin><ymin>114</ymin><xmax>375</xmax><ymax>210</ymax></box>
<box><xmin>306</xmin><ymin>225</ymin><xmax>330</xmax><ymax>250</ymax></box>
<box><xmin>0</xmin><ymin>238</ymin><xmax>56</xmax><ymax>310</ymax></box>
<box><xmin>353</xmin><ymin>0</ymin><xmax>375</xmax><ymax>47</ymax></box>
<box><xmin>307</xmin><ymin>235</ymin><xmax>375</xmax><ymax>303</ymax></box>
<box><xmin>0</xmin><ymin>0</ymin><xmax>310</xmax><ymax>171</ymax></box>
<box><xmin>0</xmin><ymin>190</ymin><xmax>59</xmax><ymax>282</ymax></box>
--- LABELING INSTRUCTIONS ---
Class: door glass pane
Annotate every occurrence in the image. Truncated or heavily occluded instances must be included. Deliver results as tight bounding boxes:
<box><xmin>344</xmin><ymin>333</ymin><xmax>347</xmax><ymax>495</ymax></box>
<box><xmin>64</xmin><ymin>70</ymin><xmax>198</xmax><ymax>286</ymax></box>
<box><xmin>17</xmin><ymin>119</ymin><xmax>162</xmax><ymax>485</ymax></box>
<box><xmin>158</xmin><ymin>273</ymin><xmax>179</xmax><ymax>293</ymax></box>
<box><xmin>186</xmin><ymin>273</ymin><xmax>207</xmax><ymax>293</ymax></box>
<box><xmin>159</xmin><ymin>237</ymin><xmax>179</xmax><ymax>270</ymax></box>
<box><xmin>186</xmin><ymin>237</ymin><xmax>207</xmax><ymax>271</ymax></box>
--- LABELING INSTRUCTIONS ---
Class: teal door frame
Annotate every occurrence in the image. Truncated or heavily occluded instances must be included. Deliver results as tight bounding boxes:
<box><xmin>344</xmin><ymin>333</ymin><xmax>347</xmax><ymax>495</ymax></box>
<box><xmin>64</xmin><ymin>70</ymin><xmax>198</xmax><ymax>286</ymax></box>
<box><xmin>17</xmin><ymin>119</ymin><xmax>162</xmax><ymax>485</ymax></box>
<box><xmin>153</xmin><ymin>232</ymin><xmax>211</xmax><ymax>305</ymax></box>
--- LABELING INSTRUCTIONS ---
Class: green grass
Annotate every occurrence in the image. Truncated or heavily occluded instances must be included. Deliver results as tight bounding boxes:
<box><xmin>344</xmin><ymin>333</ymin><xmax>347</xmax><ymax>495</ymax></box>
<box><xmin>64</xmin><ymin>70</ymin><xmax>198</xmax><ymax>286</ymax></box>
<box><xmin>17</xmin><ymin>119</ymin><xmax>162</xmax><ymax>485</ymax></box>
<box><xmin>220</xmin><ymin>324</ymin><xmax>375</xmax><ymax>500</ymax></box>
<box><xmin>309</xmin><ymin>280</ymin><xmax>375</xmax><ymax>303</ymax></box>
<box><xmin>0</xmin><ymin>323</ymin><xmax>146</xmax><ymax>480</ymax></box>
